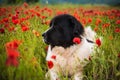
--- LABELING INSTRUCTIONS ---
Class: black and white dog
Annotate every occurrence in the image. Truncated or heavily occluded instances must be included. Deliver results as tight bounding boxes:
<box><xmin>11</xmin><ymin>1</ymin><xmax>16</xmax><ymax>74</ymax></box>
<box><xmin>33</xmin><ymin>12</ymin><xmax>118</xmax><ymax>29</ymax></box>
<box><xmin>42</xmin><ymin>14</ymin><xmax>96</xmax><ymax>80</ymax></box>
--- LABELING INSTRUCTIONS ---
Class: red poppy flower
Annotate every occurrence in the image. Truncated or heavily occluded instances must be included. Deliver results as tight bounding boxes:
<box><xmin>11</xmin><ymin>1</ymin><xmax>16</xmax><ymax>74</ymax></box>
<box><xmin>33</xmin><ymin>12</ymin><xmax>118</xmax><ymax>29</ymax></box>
<box><xmin>47</xmin><ymin>60</ymin><xmax>54</xmax><ymax>69</ymax></box>
<box><xmin>82</xmin><ymin>18</ymin><xmax>86</xmax><ymax>25</ymax></box>
<box><xmin>6</xmin><ymin>40</ymin><xmax>22</xmax><ymax>49</ymax></box>
<box><xmin>8</xmin><ymin>14</ymin><xmax>12</xmax><ymax>17</ymax></box>
<box><xmin>21</xmin><ymin>25</ymin><xmax>29</xmax><ymax>32</ymax></box>
<box><xmin>102</xmin><ymin>23</ymin><xmax>110</xmax><ymax>29</ymax></box>
<box><xmin>51</xmin><ymin>55</ymin><xmax>56</xmax><ymax>60</ymax></box>
<box><xmin>5</xmin><ymin>40</ymin><xmax>22</xmax><ymax>67</ymax></box>
<box><xmin>12</xmin><ymin>15</ymin><xmax>18</xmax><ymax>20</ymax></box>
<box><xmin>115</xmin><ymin>28</ymin><xmax>120</xmax><ymax>33</ymax></box>
<box><xmin>8</xmin><ymin>26</ymin><xmax>15</xmax><ymax>32</ymax></box>
<box><xmin>0</xmin><ymin>28</ymin><xmax>5</xmax><ymax>33</ymax></box>
<box><xmin>6</xmin><ymin>47</ymin><xmax>20</xmax><ymax>59</ymax></box>
<box><xmin>35</xmin><ymin>6</ymin><xmax>40</xmax><ymax>9</ymax></box>
<box><xmin>36</xmin><ymin>12</ymin><xmax>41</xmax><ymax>17</ymax></box>
<box><xmin>41</xmin><ymin>16</ymin><xmax>46</xmax><ymax>19</ymax></box>
<box><xmin>6</xmin><ymin>57</ymin><xmax>19</xmax><ymax>67</ymax></box>
<box><xmin>12</xmin><ymin>19</ymin><xmax>19</xmax><ymax>25</ymax></box>
<box><xmin>96</xmin><ymin>38</ymin><xmax>101</xmax><ymax>47</ymax></box>
<box><xmin>109</xmin><ymin>16</ymin><xmax>115</xmax><ymax>19</ymax></box>
<box><xmin>88</xmin><ymin>18</ymin><xmax>92</xmax><ymax>23</ymax></box>
<box><xmin>31</xmin><ymin>14</ymin><xmax>35</xmax><ymax>17</ymax></box>
<box><xmin>73</xmin><ymin>37</ymin><xmax>81</xmax><ymax>44</ymax></box>
<box><xmin>24</xmin><ymin>11</ymin><xmax>29</xmax><ymax>15</ymax></box>
<box><xmin>56</xmin><ymin>11</ymin><xmax>64</xmax><ymax>15</ymax></box>
<box><xmin>3</xmin><ymin>18</ymin><xmax>9</xmax><ymax>23</ymax></box>
<box><xmin>116</xmin><ymin>20</ymin><xmax>120</xmax><ymax>24</ymax></box>
<box><xmin>23</xmin><ymin>2</ymin><xmax>28</xmax><ymax>8</ymax></box>
<box><xmin>95</xmin><ymin>18</ymin><xmax>102</xmax><ymax>26</ymax></box>
<box><xmin>16</xmin><ymin>11</ymin><xmax>20</xmax><ymax>14</ymax></box>
<box><xmin>45</xmin><ymin>20</ymin><xmax>50</xmax><ymax>25</ymax></box>
<box><xmin>20</xmin><ymin>18</ymin><xmax>26</xmax><ymax>23</ymax></box>
<box><xmin>4</xmin><ymin>23</ymin><xmax>9</xmax><ymax>28</ymax></box>
<box><xmin>73</xmin><ymin>11</ymin><xmax>80</xmax><ymax>21</ymax></box>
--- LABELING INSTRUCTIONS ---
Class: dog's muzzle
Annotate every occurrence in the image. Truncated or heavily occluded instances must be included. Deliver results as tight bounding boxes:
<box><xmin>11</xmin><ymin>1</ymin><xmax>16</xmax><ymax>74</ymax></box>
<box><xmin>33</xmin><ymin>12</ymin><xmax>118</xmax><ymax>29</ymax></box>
<box><xmin>42</xmin><ymin>33</ymin><xmax>49</xmax><ymax>44</ymax></box>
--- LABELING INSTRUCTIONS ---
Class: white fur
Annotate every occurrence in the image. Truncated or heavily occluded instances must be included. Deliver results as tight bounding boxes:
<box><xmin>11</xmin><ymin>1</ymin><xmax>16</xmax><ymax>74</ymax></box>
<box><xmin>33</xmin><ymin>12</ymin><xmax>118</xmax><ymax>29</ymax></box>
<box><xmin>84</xmin><ymin>26</ymin><xmax>96</xmax><ymax>41</ymax></box>
<box><xmin>46</xmin><ymin>27</ymin><xmax>96</xmax><ymax>80</ymax></box>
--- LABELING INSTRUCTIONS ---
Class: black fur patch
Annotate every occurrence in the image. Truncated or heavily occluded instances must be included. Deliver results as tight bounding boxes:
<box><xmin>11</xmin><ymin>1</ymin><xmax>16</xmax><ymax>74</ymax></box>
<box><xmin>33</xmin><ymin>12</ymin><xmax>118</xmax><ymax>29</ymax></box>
<box><xmin>42</xmin><ymin>14</ymin><xmax>84</xmax><ymax>48</ymax></box>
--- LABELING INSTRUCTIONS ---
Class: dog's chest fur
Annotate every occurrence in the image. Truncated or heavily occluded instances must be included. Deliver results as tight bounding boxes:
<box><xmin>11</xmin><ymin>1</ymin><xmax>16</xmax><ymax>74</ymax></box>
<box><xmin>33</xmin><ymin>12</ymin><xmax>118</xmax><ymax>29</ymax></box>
<box><xmin>46</xmin><ymin>38</ymin><xmax>94</xmax><ymax>75</ymax></box>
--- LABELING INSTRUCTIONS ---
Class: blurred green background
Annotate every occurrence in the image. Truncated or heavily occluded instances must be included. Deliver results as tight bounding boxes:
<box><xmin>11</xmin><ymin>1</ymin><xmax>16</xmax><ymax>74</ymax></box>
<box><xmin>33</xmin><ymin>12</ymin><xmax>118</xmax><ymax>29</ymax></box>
<box><xmin>0</xmin><ymin>0</ymin><xmax>120</xmax><ymax>5</ymax></box>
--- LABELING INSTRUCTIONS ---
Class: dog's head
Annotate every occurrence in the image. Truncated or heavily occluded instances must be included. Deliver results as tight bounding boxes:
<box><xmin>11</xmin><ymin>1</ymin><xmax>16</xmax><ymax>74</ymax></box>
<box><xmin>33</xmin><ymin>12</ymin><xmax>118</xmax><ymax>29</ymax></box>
<box><xmin>42</xmin><ymin>14</ymin><xmax>84</xmax><ymax>48</ymax></box>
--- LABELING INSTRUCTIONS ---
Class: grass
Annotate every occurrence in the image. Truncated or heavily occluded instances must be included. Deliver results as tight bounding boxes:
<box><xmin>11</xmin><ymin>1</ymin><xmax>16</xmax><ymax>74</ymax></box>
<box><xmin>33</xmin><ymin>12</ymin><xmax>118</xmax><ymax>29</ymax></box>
<box><xmin>0</xmin><ymin>3</ymin><xmax>120</xmax><ymax>80</ymax></box>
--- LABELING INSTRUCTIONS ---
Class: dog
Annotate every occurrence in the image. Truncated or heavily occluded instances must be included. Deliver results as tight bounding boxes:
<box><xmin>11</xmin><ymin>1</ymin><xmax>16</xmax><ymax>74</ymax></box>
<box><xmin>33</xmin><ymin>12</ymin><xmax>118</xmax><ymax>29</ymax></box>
<box><xmin>42</xmin><ymin>14</ymin><xmax>96</xmax><ymax>80</ymax></box>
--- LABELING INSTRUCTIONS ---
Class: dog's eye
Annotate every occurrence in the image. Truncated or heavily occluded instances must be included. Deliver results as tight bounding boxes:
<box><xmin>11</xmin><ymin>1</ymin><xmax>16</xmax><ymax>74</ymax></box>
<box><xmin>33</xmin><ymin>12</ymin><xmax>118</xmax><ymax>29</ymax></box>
<box><xmin>52</xmin><ymin>25</ymin><xmax>63</xmax><ymax>33</ymax></box>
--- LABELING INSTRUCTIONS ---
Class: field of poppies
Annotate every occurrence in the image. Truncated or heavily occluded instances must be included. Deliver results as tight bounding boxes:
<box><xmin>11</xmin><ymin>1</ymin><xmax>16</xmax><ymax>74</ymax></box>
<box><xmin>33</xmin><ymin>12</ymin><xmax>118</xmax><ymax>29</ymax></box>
<box><xmin>0</xmin><ymin>3</ymin><xmax>120</xmax><ymax>80</ymax></box>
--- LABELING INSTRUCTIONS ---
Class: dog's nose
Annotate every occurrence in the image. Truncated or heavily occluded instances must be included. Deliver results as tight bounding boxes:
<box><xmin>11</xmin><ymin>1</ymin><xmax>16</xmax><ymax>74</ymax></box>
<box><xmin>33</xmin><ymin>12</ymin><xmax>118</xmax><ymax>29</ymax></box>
<box><xmin>42</xmin><ymin>33</ymin><xmax>46</xmax><ymax>37</ymax></box>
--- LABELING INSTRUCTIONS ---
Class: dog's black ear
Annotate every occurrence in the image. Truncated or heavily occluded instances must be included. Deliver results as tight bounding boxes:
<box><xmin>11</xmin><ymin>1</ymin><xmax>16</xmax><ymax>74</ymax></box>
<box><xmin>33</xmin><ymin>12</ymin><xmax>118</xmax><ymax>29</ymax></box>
<box><xmin>69</xmin><ymin>16</ymin><xmax>84</xmax><ymax>37</ymax></box>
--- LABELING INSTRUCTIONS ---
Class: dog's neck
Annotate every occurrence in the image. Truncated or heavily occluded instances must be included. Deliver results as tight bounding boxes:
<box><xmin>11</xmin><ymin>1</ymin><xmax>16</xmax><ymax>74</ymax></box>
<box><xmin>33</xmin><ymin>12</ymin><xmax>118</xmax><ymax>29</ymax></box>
<box><xmin>50</xmin><ymin>36</ymin><xmax>94</xmax><ymax>53</ymax></box>
<box><xmin>50</xmin><ymin>38</ymin><xmax>86</xmax><ymax>56</ymax></box>
<box><xmin>50</xmin><ymin>41</ymin><xmax>75</xmax><ymax>50</ymax></box>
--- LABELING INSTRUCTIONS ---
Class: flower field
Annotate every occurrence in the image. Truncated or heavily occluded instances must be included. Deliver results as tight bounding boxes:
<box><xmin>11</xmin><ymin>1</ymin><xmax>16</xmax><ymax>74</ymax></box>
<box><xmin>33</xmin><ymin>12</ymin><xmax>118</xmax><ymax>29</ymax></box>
<box><xmin>0</xmin><ymin>3</ymin><xmax>120</xmax><ymax>80</ymax></box>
